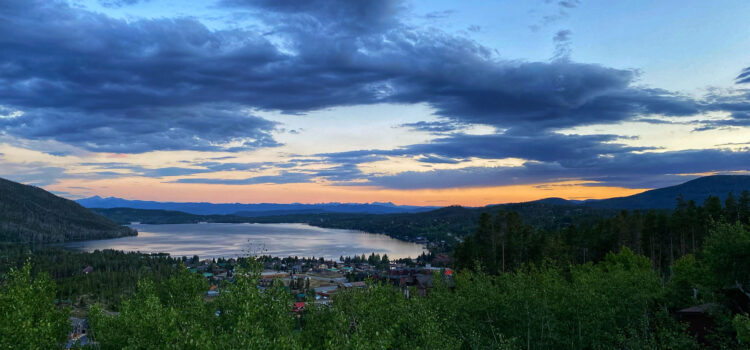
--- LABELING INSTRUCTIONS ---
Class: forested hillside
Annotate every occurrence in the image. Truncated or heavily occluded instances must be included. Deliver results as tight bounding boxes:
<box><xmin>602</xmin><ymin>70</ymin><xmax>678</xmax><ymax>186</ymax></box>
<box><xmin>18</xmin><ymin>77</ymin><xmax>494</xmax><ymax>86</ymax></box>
<box><xmin>0</xmin><ymin>178</ymin><xmax>135</xmax><ymax>243</ymax></box>
<box><xmin>455</xmin><ymin>191</ymin><xmax>750</xmax><ymax>273</ymax></box>
<box><xmin>587</xmin><ymin>175</ymin><xmax>750</xmax><ymax>209</ymax></box>
<box><xmin>91</xmin><ymin>207</ymin><xmax>250</xmax><ymax>225</ymax></box>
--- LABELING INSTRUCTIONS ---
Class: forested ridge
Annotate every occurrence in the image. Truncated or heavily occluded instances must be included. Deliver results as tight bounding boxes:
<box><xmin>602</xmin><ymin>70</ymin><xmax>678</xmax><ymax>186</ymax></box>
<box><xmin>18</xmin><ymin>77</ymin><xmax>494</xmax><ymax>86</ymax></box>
<box><xmin>0</xmin><ymin>177</ymin><xmax>135</xmax><ymax>243</ymax></box>
<box><xmin>455</xmin><ymin>191</ymin><xmax>750</xmax><ymax>273</ymax></box>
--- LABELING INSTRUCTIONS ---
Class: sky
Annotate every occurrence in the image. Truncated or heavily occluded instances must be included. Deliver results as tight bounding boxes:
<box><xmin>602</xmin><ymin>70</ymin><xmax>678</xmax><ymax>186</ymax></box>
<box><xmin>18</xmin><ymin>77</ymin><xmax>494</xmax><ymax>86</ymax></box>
<box><xmin>1</xmin><ymin>0</ymin><xmax>750</xmax><ymax>206</ymax></box>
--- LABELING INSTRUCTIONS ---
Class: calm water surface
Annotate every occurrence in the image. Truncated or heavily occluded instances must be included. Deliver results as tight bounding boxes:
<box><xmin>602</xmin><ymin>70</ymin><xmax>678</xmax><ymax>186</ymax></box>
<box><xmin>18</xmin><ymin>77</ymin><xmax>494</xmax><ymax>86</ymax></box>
<box><xmin>63</xmin><ymin>223</ymin><xmax>425</xmax><ymax>260</ymax></box>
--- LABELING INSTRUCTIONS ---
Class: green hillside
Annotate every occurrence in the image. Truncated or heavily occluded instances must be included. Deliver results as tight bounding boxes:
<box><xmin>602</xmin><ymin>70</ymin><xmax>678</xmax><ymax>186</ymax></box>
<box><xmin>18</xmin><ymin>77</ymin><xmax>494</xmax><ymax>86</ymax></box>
<box><xmin>0</xmin><ymin>177</ymin><xmax>136</xmax><ymax>243</ymax></box>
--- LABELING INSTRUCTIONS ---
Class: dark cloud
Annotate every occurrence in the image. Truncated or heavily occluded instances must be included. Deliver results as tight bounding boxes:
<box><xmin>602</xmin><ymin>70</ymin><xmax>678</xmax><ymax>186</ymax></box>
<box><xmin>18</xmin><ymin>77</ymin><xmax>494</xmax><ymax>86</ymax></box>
<box><xmin>321</xmin><ymin>132</ymin><xmax>652</xmax><ymax>164</ymax></box>
<box><xmin>79</xmin><ymin>161</ymin><xmax>273</xmax><ymax>177</ymax></box>
<box><xmin>558</xmin><ymin>0</ymin><xmax>581</xmax><ymax>9</ymax></box>
<box><xmin>173</xmin><ymin>171</ymin><xmax>313</xmax><ymax>185</ymax></box>
<box><xmin>553</xmin><ymin>29</ymin><xmax>572</xmax><ymax>60</ymax></box>
<box><xmin>220</xmin><ymin>0</ymin><xmax>404</xmax><ymax>35</ymax></box>
<box><xmin>359</xmin><ymin>149</ymin><xmax>750</xmax><ymax>190</ymax></box>
<box><xmin>738</xmin><ymin>66</ymin><xmax>750</xmax><ymax>84</ymax></box>
<box><xmin>98</xmin><ymin>0</ymin><xmax>149</xmax><ymax>8</ymax></box>
<box><xmin>314</xmin><ymin>164</ymin><xmax>365</xmax><ymax>182</ymax></box>
<box><xmin>424</xmin><ymin>10</ymin><xmax>455</xmax><ymax>20</ymax></box>
<box><xmin>0</xmin><ymin>0</ymin><xmax>710</xmax><ymax>154</ymax></box>
<box><xmin>2</xmin><ymin>0</ymin><xmax>748</xmax><ymax>193</ymax></box>
<box><xmin>398</xmin><ymin>121</ymin><xmax>464</xmax><ymax>133</ymax></box>
<box><xmin>694</xmin><ymin>112</ymin><xmax>750</xmax><ymax>131</ymax></box>
<box><xmin>532</xmin><ymin>0</ymin><xmax>581</xmax><ymax>30</ymax></box>
<box><xmin>0</xmin><ymin>105</ymin><xmax>278</xmax><ymax>152</ymax></box>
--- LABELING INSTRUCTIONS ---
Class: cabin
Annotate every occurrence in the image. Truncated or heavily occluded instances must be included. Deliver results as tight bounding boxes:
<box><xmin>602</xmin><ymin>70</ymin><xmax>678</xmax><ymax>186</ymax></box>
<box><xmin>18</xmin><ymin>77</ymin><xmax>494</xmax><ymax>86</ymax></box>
<box><xmin>676</xmin><ymin>303</ymin><xmax>718</xmax><ymax>344</ymax></box>
<box><xmin>82</xmin><ymin>266</ymin><xmax>94</xmax><ymax>275</ymax></box>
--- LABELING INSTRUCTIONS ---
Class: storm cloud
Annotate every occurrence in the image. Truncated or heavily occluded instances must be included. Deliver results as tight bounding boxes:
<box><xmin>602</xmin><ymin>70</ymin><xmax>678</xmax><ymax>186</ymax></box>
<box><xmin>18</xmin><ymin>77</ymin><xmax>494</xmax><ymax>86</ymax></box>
<box><xmin>361</xmin><ymin>149</ymin><xmax>750</xmax><ymax>190</ymax></box>
<box><xmin>0</xmin><ymin>0</ymin><xmax>712</xmax><ymax>153</ymax></box>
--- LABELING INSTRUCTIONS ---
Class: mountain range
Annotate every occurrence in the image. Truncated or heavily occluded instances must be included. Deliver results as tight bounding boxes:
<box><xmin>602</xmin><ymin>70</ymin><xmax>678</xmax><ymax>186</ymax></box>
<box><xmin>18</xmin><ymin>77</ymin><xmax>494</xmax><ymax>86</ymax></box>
<box><xmin>78</xmin><ymin>175</ymin><xmax>750</xmax><ymax>215</ymax></box>
<box><xmin>76</xmin><ymin>197</ymin><xmax>436</xmax><ymax>216</ymax></box>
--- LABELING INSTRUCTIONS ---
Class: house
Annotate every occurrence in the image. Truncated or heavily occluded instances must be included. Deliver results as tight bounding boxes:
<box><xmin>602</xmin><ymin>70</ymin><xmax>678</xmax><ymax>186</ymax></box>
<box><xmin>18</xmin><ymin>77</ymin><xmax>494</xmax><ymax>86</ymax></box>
<box><xmin>676</xmin><ymin>303</ymin><xmax>719</xmax><ymax>344</ymax></box>
<box><xmin>82</xmin><ymin>266</ymin><xmax>94</xmax><ymax>275</ymax></box>
<box><xmin>315</xmin><ymin>285</ymin><xmax>339</xmax><ymax>294</ymax></box>
<box><xmin>415</xmin><ymin>274</ymin><xmax>433</xmax><ymax>297</ymax></box>
<box><xmin>433</xmin><ymin>253</ymin><xmax>453</xmax><ymax>265</ymax></box>
<box><xmin>314</xmin><ymin>285</ymin><xmax>339</xmax><ymax>299</ymax></box>
<box><xmin>293</xmin><ymin>302</ymin><xmax>306</xmax><ymax>313</ymax></box>
<box><xmin>261</xmin><ymin>271</ymin><xmax>288</xmax><ymax>279</ymax></box>
<box><xmin>66</xmin><ymin>317</ymin><xmax>90</xmax><ymax>349</ymax></box>
<box><xmin>341</xmin><ymin>281</ymin><xmax>367</xmax><ymax>289</ymax></box>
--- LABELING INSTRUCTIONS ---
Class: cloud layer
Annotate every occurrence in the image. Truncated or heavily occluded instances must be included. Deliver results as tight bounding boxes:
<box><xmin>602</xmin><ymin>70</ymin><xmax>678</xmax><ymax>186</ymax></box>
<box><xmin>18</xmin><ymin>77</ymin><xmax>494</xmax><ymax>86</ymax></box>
<box><xmin>0</xmin><ymin>0</ymin><xmax>749</xmax><ymax>194</ymax></box>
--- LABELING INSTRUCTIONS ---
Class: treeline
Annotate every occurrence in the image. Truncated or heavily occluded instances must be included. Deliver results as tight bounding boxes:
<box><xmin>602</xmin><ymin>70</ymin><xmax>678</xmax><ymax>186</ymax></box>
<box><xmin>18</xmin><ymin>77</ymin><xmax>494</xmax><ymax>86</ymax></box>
<box><xmin>0</xmin><ymin>245</ymin><xmax>183</xmax><ymax>308</ymax></box>
<box><xmin>455</xmin><ymin>191</ymin><xmax>750</xmax><ymax>273</ymax></box>
<box><xmin>340</xmin><ymin>253</ymin><xmax>390</xmax><ymax>268</ymax></box>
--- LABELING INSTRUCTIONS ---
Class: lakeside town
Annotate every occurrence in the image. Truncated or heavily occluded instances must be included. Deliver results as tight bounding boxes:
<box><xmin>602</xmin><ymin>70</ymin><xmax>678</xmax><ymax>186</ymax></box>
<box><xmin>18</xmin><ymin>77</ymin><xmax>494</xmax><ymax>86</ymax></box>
<box><xmin>65</xmin><ymin>251</ymin><xmax>455</xmax><ymax>347</ymax></box>
<box><xmin>191</xmin><ymin>252</ymin><xmax>455</xmax><ymax>303</ymax></box>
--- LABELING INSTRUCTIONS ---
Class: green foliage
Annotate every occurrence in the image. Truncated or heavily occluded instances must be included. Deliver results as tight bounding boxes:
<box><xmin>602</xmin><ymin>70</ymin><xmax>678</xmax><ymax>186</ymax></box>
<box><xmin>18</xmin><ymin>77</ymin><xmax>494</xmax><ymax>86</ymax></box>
<box><xmin>734</xmin><ymin>314</ymin><xmax>750</xmax><ymax>343</ymax></box>
<box><xmin>431</xmin><ymin>248</ymin><xmax>694</xmax><ymax>349</ymax></box>
<box><xmin>0</xmin><ymin>245</ymin><xmax>184</xmax><ymax>307</ymax></box>
<box><xmin>702</xmin><ymin>222</ymin><xmax>750</xmax><ymax>291</ymax></box>
<box><xmin>90</xmin><ymin>268</ymin><xmax>220</xmax><ymax>349</ymax></box>
<box><xmin>664</xmin><ymin>254</ymin><xmax>711</xmax><ymax>309</ymax></box>
<box><xmin>89</xmin><ymin>260</ymin><xmax>298</xmax><ymax>349</ymax></box>
<box><xmin>0</xmin><ymin>261</ymin><xmax>68</xmax><ymax>349</ymax></box>
<box><xmin>301</xmin><ymin>281</ymin><xmax>461</xmax><ymax>349</ymax></box>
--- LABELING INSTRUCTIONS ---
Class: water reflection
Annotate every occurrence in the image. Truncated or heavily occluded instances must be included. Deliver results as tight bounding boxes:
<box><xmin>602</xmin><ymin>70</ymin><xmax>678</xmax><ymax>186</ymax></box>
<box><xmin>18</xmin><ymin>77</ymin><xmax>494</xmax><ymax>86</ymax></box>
<box><xmin>63</xmin><ymin>223</ymin><xmax>425</xmax><ymax>260</ymax></box>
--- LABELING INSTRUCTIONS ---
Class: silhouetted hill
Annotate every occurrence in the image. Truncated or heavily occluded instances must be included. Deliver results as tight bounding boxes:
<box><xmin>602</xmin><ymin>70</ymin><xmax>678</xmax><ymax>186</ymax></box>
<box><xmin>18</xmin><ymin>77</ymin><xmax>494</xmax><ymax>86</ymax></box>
<box><xmin>78</xmin><ymin>196</ymin><xmax>435</xmax><ymax>215</ymax></box>
<box><xmin>91</xmin><ymin>208</ymin><xmax>249</xmax><ymax>225</ymax></box>
<box><xmin>0</xmin><ymin>178</ymin><xmax>136</xmax><ymax>243</ymax></box>
<box><xmin>586</xmin><ymin>175</ymin><xmax>750</xmax><ymax>209</ymax></box>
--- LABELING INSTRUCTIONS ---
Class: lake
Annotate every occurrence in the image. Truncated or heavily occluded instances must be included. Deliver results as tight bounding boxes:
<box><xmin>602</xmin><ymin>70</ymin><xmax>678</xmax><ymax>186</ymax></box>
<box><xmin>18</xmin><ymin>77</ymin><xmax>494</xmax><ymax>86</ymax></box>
<box><xmin>63</xmin><ymin>223</ymin><xmax>425</xmax><ymax>260</ymax></box>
